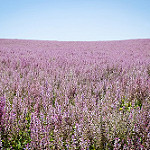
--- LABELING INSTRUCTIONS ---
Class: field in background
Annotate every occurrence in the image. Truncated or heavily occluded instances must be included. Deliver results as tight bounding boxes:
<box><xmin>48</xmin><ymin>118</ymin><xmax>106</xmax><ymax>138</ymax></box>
<box><xmin>0</xmin><ymin>39</ymin><xmax>150</xmax><ymax>149</ymax></box>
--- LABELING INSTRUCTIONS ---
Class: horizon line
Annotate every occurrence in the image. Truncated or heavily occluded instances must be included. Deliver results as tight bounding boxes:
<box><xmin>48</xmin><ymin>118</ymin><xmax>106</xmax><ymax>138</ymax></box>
<box><xmin>0</xmin><ymin>38</ymin><xmax>150</xmax><ymax>42</ymax></box>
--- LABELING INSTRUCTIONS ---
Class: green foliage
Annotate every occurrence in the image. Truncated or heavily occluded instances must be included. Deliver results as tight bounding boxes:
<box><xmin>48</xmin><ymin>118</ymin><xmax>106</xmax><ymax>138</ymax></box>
<box><xmin>52</xmin><ymin>90</ymin><xmax>57</xmax><ymax>107</ymax></box>
<box><xmin>69</xmin><ymin>98</ymin><xmax>75</xmax><ymax>106</ymax></box>
<box><xmin>135</xmin><ymin>98</ymin><xmax>142</xmax><ymax>109</ymax></box>
<box><xmin>1</xmin><ymin>111</ymin><xmax>31</xmax><ymax>149</ymax></box>
<box><xmin>119</xmin><ymin>96</ymin><xmax>142</xmax><ymax>112</ymax></box>
<box><xmin>89</xmin><ymin>143</ymin><xmax>96</xmax><ymax>150</ymax></box>
<box><xmin>119</xmin><ymin>96</ymin><xmax>132</xmax><ymax>112</ymax></box>
<box><xmin>49</xmin><ymin>131</ymin><xmax>55</xmax><ymax>149</ymax></box>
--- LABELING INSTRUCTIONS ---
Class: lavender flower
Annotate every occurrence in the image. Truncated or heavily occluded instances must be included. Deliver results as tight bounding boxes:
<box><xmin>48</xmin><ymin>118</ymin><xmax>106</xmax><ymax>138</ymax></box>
<box><xmin>0</xmin><ymin>97</ymin><xmax>5</xmax><ymax>123</ymax></box>
<box><xmin>0</xmin><ymin>39</ymin><xmax>150</xmax><ymax>149</ymax></box>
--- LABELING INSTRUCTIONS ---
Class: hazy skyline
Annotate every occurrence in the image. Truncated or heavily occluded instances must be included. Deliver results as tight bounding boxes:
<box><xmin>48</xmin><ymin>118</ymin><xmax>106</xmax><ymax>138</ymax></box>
<box><xmin>0</xmin><ymin>0</ymin><xmax>150</xmax><ymax>41</ymax></box>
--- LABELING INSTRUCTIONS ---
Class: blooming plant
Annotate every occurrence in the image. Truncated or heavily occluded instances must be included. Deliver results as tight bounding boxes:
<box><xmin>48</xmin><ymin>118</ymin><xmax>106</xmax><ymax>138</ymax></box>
<box><xmin>0</xmin><ymin>39</ymin><xmax>150</xmax><ymax>149</ymax></box>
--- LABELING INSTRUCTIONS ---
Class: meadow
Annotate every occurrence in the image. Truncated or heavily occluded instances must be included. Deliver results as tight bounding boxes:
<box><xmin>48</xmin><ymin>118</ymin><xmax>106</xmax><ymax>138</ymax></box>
<box><xmin>0</xmin><ymin>39</ymin><xmax>150</xmax><ymax>149</ymax></box>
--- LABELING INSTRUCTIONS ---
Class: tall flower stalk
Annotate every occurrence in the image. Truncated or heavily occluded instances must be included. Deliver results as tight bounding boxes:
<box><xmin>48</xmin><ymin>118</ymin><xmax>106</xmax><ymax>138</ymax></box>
<box><xmin>0</xmin><ymin>39</ymin><xmax>150</xmax><ymax>149</ymax></box>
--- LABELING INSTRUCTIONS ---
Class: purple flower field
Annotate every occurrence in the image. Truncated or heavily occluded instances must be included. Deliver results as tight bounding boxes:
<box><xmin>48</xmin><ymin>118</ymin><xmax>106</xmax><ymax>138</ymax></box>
<box><xmin>0</xmin><ymin>39</ymin><xmax>150</xmax><ymax>149</ymax></box>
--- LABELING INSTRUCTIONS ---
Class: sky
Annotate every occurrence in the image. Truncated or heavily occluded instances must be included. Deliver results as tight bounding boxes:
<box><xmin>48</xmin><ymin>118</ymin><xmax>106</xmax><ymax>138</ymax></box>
<box><xmin>0</xmin><ymin>0</ymin><xmax>150</xmax><ymax>41</ymax></box>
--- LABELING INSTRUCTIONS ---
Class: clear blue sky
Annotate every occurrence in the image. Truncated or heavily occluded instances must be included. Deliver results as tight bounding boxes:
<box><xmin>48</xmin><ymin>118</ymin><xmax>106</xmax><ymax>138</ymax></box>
<box><xmin>0</xmin><ymin>0</ymin><xmax>150</xmax><ymax>41</ymax></box>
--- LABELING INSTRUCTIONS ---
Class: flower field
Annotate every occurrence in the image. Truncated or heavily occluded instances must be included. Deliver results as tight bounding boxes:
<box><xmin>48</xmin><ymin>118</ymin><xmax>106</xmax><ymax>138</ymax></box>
<box><xmin>0</xmin><ymin>39</ymin><xmax>150</xmax><ymax>149</ymax></box>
